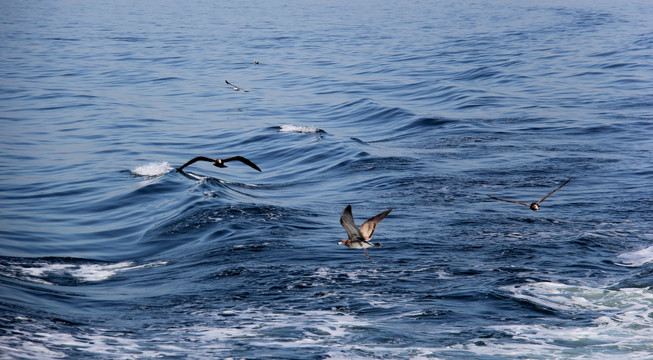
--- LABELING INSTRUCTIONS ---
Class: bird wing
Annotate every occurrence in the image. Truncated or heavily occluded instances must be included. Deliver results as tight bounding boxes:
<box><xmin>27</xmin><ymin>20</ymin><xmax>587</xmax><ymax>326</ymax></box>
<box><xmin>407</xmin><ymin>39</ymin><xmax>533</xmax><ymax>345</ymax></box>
<box><xmin>340</xmin><ymin>205</ymin><xmax>364</xmax><ymax>241</ymax></box>
<box><xmin>486</xmin><ymin>195</ymin><xmax>531</xmax><ymax>207</ymax></box>
<box><xmin>359</xmin><ymin>208</ymin><xmax>392</xmax><ymax>241</ymax></box>
<box><xmin>177</xmin><ymin>156</ymin><xmax>215</xmax><ymax>171</ymax></box>
<box><xmin>222</xmin><ymin>156</ymin><xmax>262</xmax><ymax>172</ymax></box>
<box><xmin>225</xmin><ymin>80</ymin><xmax>249</xmax><ymax>92</ymax></box>
<box><xmin>536</xmin><ymin>177</ymin><xmax>572</xmax><ymax>205</ymax></box>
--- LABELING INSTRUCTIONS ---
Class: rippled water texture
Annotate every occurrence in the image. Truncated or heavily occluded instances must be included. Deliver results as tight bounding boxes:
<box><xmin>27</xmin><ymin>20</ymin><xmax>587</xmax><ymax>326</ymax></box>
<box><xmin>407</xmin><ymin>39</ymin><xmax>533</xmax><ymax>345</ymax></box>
<box><xmin>1</xmin><ymin>0</ymin><xmax>652</xmax><ymax>358</ymax></box>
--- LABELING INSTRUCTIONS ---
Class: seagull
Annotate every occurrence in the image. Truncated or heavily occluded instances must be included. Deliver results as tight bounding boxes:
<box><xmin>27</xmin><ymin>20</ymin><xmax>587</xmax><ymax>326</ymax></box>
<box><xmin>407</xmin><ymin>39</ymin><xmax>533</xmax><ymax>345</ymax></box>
<box><xmin>225</xmin><ymin>80</ymin><xmax>249</xmax><ymax>92</ymax></box>
<box><xmin>487</xmin><ymin>177</ymin><xmax>572</xmax><ymax>211</ymax></box>
<box><xmin>338</xmin><ymin>205</ymin><xmax>392</xmax><ymax>260</ymax></box>
<box><xmin>177</xmin><ymin>156</ymin><xmax>261</xmax><ymax>172</ymax></box>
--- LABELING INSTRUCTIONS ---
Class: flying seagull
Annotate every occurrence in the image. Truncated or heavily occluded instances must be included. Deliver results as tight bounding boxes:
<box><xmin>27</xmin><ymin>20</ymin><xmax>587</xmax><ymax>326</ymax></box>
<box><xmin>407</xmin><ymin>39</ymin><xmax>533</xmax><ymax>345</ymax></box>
<box><xmin>225</xmin><ymin>80</ymin><xmax>249</xmax><ymax>92</ymax></box>
<box><xmin>338</xmin><ymin>205</ymin><xmax>392</xmax><ymax>260</ymax></box>
<box><xmin>177</xmin><ymin>156</ymin><xmax>261</xmax><ymax>173</ymax></box>
<box><xmin>487</xmin><ymin>177</ymin><xmax>572</xmax><ymax>211</ymax></box>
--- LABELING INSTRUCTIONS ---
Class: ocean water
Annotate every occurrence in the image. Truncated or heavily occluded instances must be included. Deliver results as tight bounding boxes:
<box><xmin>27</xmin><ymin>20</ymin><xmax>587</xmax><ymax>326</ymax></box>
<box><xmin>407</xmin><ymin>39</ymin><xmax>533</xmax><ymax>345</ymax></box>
<box><xmin>1</xmin><ymin>0</ymin><xmax>652</xmax><ymax>358</ymax></box>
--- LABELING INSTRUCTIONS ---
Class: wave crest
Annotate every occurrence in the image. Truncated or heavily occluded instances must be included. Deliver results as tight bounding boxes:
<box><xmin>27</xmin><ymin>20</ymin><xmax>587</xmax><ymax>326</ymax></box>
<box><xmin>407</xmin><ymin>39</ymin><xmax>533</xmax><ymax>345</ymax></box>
<box><xmin>131</xmin><ymin>162</ymin><xmax>174</xmax><ymax>177</ymax></box>
<box><xmin>278</xmin><ymin>124</ymin><xmax>324</xmax><ymax>134</ymax></box>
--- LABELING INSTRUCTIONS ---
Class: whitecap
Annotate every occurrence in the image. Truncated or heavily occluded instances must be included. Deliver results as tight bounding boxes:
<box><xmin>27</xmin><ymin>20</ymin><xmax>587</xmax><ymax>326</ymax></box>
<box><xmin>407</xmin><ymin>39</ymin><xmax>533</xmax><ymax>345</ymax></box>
<box><xmin>616</xmin><ymin>245</ymin><xmax>653</xmax><ymax>267</ymax></box>
<box><xmin>278</xmin><ymin>124</ymin><xmax>323</xmax><ymax>134</ymax></box>
<box><xmin>501</xmin><ymin>281</ymin><xmax>622</xmax><ymax>312</ymax></box>
<box><xmin>202</xmin><ymin>308</ymin><xmax>367</xmax><ymax>342</ymax></box>
<box><xmin>1</xmin><ymin>323</ymin><xmax>164</xmax><ymax>359</ymax></box>
<box><xmin>454</xmin><ymin>282</ymin><xmax>653</xmax><ymax>359</ymax></box>
<box><xmin>130</xmin><ymin>161</ymin><xmax>174</xmax><ymax>177</ymax></box>
<box><xmin>420</xmin><ymin>282</ymin><xmax>653</xmax><ymax>359</ymax></box>
<box><xmin>18</xmin><ymin>260</ymin><xmax>167</xmax><ymax>284</ymax></box>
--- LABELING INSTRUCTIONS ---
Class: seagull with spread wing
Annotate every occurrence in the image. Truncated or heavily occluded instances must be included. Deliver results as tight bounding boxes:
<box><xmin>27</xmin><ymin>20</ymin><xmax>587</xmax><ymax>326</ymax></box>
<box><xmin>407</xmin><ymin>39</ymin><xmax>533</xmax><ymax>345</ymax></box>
<box><xmin>225</xmin><ymin>80</ymin><xmax>249</xmax><ymax>92</ymax></box>
<box><xmin>338</xmin><ymin>205</ymin><xmax>392</xmax><ymax>260</ymax></box>
<box><xmin>177</xmin><ymin>156</ymin><xmax>261</xmax><ymax>173</ymax></box>
<box><xmin>487</xmin><ymin>177</ymin><xmax>572</xmax><ymax>211</ymax></box>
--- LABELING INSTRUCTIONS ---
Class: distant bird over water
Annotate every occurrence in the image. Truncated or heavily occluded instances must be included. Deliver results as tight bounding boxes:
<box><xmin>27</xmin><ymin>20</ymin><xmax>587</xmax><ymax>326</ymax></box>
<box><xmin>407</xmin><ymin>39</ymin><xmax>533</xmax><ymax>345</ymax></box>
<box><xmin>487</xmin><ymin>177</ymin><xmax>572</xmax><ymax>211</ymax></box>
<box><xmin>339</xmin><ymin>205</ymin><xmax>392</xmax><ymax>260</ymax></box>
<box><xmin>225</xmin><ymin>80</ymin><xmax>249</xmax><ymax>92</ymax></box>
<box><xmin>177</xmin><ymin>156</ymin><xmax>261</xmax><ymax>173</ymax></box>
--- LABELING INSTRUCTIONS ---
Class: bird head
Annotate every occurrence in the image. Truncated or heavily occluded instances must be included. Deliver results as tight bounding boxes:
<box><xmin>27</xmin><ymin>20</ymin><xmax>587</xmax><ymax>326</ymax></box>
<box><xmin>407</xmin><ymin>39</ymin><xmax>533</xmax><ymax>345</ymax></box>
<box><xmin>338</xmin><ymin>239</ymin><xmax>349</xmax><ymax>246</ymax></box>
<box><xmin>530</xmin><ymin>203</ymin><xmax>539</xmax><ymax>211</ymax></box>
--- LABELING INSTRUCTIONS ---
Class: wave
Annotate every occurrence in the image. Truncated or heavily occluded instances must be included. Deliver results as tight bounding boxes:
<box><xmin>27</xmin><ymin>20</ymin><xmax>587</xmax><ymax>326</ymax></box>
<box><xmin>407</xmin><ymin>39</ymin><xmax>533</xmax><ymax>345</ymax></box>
<box><xmin>0</xmin><ymin>307</ymin><xmax>385</xmax><ymax>359</ymax></box>
<box><xmin>130</xmin><ymin>161</ymin><xmax>174</xmax><ymax>177</ymax></box>
<box><xmin>0</xmin><ymin>257</ymin><xmax>168</xmax><ymax>285</ymax></box>
<box><xmin>277</xmin><ymin>124</ymin><xmax>325</xmax><ymax>134</ymax></box>
<box><xmin>441</xmin><ymin>282</ymin><xmax>653</xmax><ymax>359</ymax></box>
<box><xmin>616</xmin><ymin>245</ymin><xmax>653</xmax><ymax>267</ymax></box>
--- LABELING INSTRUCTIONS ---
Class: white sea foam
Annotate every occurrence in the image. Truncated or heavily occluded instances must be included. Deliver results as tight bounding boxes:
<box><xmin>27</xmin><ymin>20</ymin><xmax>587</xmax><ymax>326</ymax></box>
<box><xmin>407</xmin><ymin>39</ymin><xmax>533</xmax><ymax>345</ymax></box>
<box><xmin>131</xmin><ymin>161</ymin><xmax>174</xmax><ymax>177</ymax></box>
<box><xmin>3</xmin><ymin>307</ymin><xmax>413</xmax><ymax>359</ymax></box>
<box><xmin>2</xmin><ymin>308</ymin><xmax>375</xmax><ymax>358</ymax></box>
<box><xmin>18</xmin><ymin>261</ymin><xmax>167</xmax><ymax>284</ymax></box>
<box><xmin>6</xmin><ymin>292</ymin><xmax>651</xmax><ymax>360</ymax></box>
<box><xmin>501</xmin><ymin>281</ymin><xmax>620</xmax><ymax>312</ymax></box>
<box><xmin>1</xmin><ymin>325</ymin><xmax>164</xmax><ymax>359</ymax></box>
<box><xmin>616</xmin><ymin>245</ymin><xmax>653</xmax><ymax>267</ymax></box>
<box><xmin>443</xmin><ymin>282</ymin><xmax>653</xmax><ymax>359</ymax></box>
<box><xmin>4</xmin><ymin>280</ymin><xmax>651</xmax><ymax>359</ymax></box>
<box><xmin>278</xmin><ymin>124</ymin><xmax>322</xmax><ymax>134</ymax></box>
<box><xmin>212</xmin><ymin>309</ymin><xmax>362</xmax><ymax>341</ymax></box>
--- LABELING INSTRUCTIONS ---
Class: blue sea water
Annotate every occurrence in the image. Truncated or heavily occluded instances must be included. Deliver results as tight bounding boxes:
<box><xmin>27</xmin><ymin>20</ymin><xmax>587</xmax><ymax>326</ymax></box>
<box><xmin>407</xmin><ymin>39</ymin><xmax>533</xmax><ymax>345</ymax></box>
<box><xmin>1</xmin><ymin>0</ymin><xmax>652</xmax><ymax>358</ymax></box>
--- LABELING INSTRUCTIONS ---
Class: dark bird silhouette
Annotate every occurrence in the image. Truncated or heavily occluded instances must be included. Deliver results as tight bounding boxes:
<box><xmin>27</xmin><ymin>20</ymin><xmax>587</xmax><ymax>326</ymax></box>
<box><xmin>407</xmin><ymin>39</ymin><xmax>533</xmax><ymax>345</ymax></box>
<box><xmin>338</xmin><ymin>205</ymin><xmax>392</xmax><ymax>260</ymax></box>
<box><xmin>177</xmin><ymin>156</ymin><xmax>261</xmax><ymax>173</ymax></box>
<box><xmin>487</xmin><ymin>177</ymin><xmax>572</xmax><ymax>211</ymax></box>
<box><xmin>225</xmin><ymin>80</ymin><xmax>249</xmax><ymax>92</ymax></box>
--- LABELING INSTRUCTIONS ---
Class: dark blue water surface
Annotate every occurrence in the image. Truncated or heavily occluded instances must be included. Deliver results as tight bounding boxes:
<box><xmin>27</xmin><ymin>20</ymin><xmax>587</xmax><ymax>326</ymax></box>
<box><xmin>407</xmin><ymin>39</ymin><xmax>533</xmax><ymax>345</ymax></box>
<box><xmin>1</xmin><ymin>0</ymin><xmax>652</xmax><ymax>358</ymax></box>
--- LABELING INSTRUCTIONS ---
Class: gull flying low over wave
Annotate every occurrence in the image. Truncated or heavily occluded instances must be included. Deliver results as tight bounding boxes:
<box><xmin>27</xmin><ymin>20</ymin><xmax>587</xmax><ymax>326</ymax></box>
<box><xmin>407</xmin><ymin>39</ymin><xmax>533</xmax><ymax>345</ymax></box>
<box><xmin>177</xmin><ymin>156</ymin><xmax>261</xmax><ymax>173</ymax></box>
<box><xmin>339</xmin><ymin>205</ymin><xmax>392</xmax><ymax>260</ymax></box>
<box><xmin>225</xmin><ymin>80</ymin><xmax>249</xmax><ymax>92</ymax></box>
<box><xmin>487</xmin><ymin>177</ymin><xmax>572</xmax><ymax>211</ymax></box>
